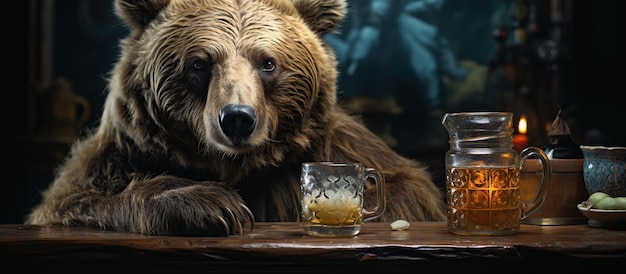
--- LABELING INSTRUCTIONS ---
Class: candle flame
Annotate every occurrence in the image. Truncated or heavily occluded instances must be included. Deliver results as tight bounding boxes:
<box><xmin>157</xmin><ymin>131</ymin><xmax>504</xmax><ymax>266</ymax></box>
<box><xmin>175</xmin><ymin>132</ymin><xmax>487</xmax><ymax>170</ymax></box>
<box><xmin>518</xmin><ymin>115</ymin><xmax>527</xmax><ymax>134</ymax></box>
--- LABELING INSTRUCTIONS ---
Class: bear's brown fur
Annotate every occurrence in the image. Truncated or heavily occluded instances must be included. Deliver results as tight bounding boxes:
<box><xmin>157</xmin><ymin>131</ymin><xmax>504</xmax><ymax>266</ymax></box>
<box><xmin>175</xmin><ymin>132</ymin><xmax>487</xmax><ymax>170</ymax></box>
<box><xmin>26</xmin><ymin>0</ymin><xmax>446</xmax><ymax>236</ymax></box>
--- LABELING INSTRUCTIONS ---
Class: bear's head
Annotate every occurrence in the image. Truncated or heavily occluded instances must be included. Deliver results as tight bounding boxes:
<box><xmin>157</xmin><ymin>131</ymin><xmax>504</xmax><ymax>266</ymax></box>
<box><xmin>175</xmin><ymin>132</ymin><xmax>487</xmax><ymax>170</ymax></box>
<box><xmin>105</xmin><ymin>0</ymin><xmax>347</xmax><ymax>168</ymax></box>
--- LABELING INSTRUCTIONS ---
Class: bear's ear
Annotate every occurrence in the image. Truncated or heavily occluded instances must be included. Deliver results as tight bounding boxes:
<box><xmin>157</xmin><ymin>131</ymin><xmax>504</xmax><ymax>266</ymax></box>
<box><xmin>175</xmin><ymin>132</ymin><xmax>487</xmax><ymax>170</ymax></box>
<box><xmin>292</xmin><ymin>0</ymin><xmax>347</xmax><ymax>35</ymax></box>
<box><xmin>115</xmin><ymin>0</ymin><xmax>171</xmax><ymax>32</ymax></box>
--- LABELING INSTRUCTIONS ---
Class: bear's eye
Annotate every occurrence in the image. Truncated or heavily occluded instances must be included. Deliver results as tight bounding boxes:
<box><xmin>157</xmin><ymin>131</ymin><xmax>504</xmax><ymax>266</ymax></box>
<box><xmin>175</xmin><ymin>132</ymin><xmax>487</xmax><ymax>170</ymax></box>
<box><xmin>261</xmin><ymin>59</ymin><xmax>276</xmax><ymax>72</ymax></box>
<box><xmin>192</xmin><ymin>58</ymin><xmax>211</xmax><ymax>71</ymax></box>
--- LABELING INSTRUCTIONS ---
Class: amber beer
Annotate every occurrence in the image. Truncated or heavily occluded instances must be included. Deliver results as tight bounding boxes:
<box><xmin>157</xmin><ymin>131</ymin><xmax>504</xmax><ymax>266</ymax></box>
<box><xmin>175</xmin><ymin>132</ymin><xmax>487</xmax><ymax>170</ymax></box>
<box><xmin>302</xmin><ymin>193</ymin><xmax>361</xmax><ymax>225</ymax></box>
<box><xmin>446</xmin><ymin>166</ymin><xmax>522</xmax><ymax>235</ymax></box>
<box><xmin>301</xmin><ymin>179</ymin><xmax>366</xmax><ymax>237</ymax></box>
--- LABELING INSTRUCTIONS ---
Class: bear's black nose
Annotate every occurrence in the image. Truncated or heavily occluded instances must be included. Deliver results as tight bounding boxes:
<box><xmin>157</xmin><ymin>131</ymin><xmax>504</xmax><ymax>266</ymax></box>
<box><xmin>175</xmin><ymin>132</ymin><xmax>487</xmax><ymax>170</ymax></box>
<box><xmin>219</xmin><ymin>104</ymin><xmax>257</xmax><ymax>145</ymax></box>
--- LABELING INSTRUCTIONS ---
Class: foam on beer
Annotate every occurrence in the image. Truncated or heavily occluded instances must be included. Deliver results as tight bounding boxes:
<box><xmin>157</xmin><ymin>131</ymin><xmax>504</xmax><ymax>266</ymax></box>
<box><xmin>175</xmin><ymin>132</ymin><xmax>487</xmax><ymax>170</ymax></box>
<box><xmin>304</xmin><ymin>190</ymin><xmax>361</xmax><ymax>226</ymax></box>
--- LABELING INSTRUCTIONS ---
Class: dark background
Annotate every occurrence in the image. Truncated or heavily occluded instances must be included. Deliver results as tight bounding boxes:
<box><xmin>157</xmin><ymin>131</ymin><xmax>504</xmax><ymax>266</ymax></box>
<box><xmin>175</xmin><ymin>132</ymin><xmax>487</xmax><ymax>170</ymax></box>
<box><xmin>2</xmin><ymin>0</ymin><xmax>625</xmax><ymax>224</ymax></box>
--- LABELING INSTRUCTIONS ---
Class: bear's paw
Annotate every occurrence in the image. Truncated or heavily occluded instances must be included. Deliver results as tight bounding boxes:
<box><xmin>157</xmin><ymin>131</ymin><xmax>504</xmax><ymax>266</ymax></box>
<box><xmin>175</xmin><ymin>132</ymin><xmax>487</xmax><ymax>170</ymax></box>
<box><xmin>129</xmin><ymin>181</ymin><xmax>254</xmax><ymax>236</ymax></box>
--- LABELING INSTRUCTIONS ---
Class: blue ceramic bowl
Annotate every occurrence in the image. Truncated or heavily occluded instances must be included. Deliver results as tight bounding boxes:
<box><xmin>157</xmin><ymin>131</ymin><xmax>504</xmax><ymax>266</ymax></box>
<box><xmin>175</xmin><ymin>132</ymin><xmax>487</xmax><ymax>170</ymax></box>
<box><xmin>580</xmin><ymin>146</ymin><xmax>626</xmax><ymax>197</ymax></box>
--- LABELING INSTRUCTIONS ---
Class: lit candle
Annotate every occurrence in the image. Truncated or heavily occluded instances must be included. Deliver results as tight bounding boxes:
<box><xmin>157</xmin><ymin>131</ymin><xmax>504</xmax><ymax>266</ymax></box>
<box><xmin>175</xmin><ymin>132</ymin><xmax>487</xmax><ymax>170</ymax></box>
<box><xmin>513</xmin><ymin>115</ymin><xmax>528</xmax><ymax>152</ymax></box>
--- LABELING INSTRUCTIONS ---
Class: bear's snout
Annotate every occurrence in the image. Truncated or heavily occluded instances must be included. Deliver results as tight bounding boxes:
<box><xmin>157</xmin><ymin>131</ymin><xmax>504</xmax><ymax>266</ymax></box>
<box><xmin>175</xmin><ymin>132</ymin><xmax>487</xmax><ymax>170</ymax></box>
<box><xmin>219</xmin><ymin>104</ymin><xmax>257</xmax><ymax>145</ymax></box>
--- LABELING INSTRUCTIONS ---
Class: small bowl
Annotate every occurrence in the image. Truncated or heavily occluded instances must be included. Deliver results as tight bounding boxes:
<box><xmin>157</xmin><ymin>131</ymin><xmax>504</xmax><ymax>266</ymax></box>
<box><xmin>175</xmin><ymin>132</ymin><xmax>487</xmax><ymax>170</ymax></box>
<box><xmin>580</xmin><ymin>145</ymin><xmax>626</xmax><ymax>197</ymax></box>
<box><xmin>577</xmin><ymin>203</ymin><xmax>626</xmax><ymax>228</ymax></box>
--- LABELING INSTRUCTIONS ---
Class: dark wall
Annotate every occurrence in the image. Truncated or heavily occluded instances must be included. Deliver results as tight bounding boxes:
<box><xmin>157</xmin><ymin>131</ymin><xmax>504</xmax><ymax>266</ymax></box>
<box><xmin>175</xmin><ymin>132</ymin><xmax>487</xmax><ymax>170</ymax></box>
<box><xmin>3</xmin><ymin>2</ymin><xmax>35</xmax><ymax>224</ymax></box>
<box><xmin>566</xmin><ymin>0</ymin><xmax>625</xmax><ymax>146</ymax></box>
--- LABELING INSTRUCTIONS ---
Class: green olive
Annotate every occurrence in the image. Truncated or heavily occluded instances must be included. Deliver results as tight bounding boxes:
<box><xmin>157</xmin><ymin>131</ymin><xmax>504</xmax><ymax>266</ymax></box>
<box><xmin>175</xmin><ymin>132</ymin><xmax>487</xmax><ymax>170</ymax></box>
<box><xmin>588</xmin><ymin>192</ymin><xmax>610</xmax><ymax>207</ymax></box>
<box><xmin>614</xmin><ymin>197</ymin><xmax>626</xmax><ymax>210</ymax></box>
<box><xmin>596</xmin><ymin>197</ymin><xmax>622</xmax><ymax>210</ymax></box>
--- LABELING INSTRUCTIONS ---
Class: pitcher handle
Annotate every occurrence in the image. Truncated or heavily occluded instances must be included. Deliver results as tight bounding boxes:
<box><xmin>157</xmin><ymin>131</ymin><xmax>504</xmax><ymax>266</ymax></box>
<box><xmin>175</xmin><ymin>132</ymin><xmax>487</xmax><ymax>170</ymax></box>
<box><xmin>519</xmin><ymin>147</ymin><xmax>552</xmax><ymax>220</ymax></box>
<box><xmin>362</xmin><ymin>168</ymin><xmax>386</xmax><ymax>222</ymax></box>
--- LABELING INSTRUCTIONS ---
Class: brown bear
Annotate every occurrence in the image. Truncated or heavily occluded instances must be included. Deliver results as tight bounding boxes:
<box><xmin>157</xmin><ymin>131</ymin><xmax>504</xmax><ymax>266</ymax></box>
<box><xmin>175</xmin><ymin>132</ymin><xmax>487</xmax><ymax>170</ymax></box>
<box><xmin>26</xmin><ymin>0</ymin><xmax>446</xmax><ymax>236</ymax></box>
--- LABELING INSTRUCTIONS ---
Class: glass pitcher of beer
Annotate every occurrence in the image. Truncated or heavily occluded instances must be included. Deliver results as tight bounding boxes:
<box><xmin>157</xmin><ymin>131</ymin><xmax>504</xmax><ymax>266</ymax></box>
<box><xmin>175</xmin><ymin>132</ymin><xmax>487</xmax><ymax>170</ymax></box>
<box><xmin>441</xmin><ymin>112</ymin><xmax>551</xmax><ymax>235</ymax></box>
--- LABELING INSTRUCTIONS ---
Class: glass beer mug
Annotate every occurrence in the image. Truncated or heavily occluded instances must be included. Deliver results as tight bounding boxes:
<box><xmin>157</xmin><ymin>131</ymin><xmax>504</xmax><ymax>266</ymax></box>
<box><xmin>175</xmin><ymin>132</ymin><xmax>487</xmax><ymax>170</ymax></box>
<box><xmin>441</xmin><ymin>112</ymin><xmax>551</xmax><ymax>235</ymax></box>
<box><xmin>300</xmin><ymin>162</ymin><xmax>386</xmax><ymax>237</ymax></box>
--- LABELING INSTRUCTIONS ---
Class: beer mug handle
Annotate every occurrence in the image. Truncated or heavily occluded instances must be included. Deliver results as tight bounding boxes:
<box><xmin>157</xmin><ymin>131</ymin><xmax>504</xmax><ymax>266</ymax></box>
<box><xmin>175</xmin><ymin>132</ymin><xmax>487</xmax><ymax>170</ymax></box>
<box><xmin>362</xmin><ymin>168</ymin><xmax>386</xmax><ymax>222</ymax></box>
<box><xmin>519</xmin><ymin>147</ymin><xmax>552</xmax><ymax>220</ymax></box>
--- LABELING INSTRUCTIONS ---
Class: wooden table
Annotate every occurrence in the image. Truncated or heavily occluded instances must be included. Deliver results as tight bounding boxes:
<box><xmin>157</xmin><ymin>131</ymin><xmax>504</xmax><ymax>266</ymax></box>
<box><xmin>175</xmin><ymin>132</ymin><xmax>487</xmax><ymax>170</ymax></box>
<box><xmin>1</xmin><ymin>222</ymin><xmax>625</xmax><ymax>273</ymax></box>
